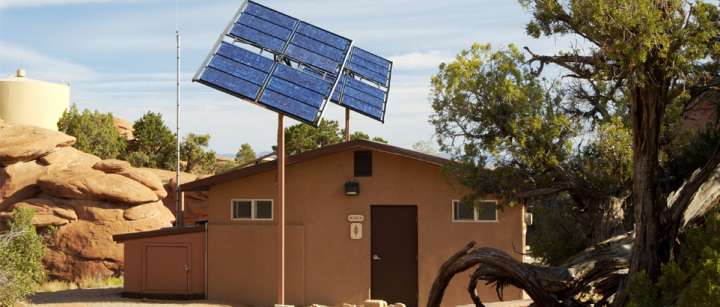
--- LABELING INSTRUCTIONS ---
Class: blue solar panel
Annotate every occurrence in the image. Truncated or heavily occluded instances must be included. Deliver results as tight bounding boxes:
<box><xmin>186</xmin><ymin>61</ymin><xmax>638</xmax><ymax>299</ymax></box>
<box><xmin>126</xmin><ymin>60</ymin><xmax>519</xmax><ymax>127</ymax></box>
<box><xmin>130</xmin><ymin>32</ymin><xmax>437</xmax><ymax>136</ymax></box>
<box><xmin>274</xmin><ymin>64</ymin><xmax>333</xmax><ymax>96</ymax></box>
<box><xmin>347</xmin><ymin>47</ymin><xmax>392</xmax><ymax>86</ymax></box>
<box><xmin>244</xmin><ymin>1</ymin><xmax>297</xmax><ymax>29</ymax></box>
<box><xmin>329</xmin><ymin>47</ymin><xmax>392</xmax><ymax>122</ymax></box>
<box><xmin>199</xmin><ymin>67</ymin><xmax>263</xmax><ymax>99</ymax></box>
<box><xmin>295</xmin><ymin>22</ymin><xmax>351</xmax><ymax>51</ymax></box>
<box><xmin>197</xmin><ymin>42</ymin><xmax>272</xmax><ymax>101</ymax></box>
<box><xmin>284</xmin><ymin>22</ymin><xmax>351</xmax><ymax>75</ymax></box>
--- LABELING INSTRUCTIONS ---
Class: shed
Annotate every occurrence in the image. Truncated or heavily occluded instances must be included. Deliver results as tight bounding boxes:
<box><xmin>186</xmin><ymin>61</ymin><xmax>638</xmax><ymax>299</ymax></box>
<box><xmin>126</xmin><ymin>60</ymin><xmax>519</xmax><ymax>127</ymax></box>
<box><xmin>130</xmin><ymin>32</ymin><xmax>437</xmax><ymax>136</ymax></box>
<box><xmin>113</xmin><ymin>225</ymin><xmax>207</xmax><ymax>299</ymax></box>
<box><xmin>179</xmin><ymin>140</ymin><xmax>526</xmax><ymax>307</ymax></box>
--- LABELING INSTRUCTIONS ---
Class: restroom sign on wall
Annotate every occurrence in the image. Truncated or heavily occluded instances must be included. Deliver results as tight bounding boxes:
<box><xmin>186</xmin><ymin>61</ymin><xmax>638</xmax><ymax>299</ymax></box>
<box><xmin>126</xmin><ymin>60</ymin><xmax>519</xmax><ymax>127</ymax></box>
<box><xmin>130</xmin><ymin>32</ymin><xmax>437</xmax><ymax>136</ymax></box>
<box><xmin>350</xmin><ymin>223</ymin><xmax>362</xmax><ymax>240</ymax></box>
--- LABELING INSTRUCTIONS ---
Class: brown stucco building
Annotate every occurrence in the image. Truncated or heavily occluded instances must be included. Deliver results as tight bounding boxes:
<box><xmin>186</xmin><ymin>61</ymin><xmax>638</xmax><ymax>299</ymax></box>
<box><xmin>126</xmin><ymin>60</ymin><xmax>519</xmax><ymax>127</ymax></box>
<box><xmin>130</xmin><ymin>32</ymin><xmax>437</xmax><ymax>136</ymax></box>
<box><xmin>117</xmin><ymin>140</ymin><xmax>526</xmax><ymax>306</ymax></box>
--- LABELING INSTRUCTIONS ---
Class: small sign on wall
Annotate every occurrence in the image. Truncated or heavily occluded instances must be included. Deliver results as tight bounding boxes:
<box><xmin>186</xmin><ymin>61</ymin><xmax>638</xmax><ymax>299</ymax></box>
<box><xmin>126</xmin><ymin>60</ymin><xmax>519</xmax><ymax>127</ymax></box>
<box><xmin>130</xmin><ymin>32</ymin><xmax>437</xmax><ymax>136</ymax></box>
<box><xmin>350</xmin><ymin>223</ymin><xmax>363</xmax><ymax>240</ymax></box>
<box><xmin>348</xmin><ymin>214</ymin><xmax>364</xmax><ymax>222</ymax></box>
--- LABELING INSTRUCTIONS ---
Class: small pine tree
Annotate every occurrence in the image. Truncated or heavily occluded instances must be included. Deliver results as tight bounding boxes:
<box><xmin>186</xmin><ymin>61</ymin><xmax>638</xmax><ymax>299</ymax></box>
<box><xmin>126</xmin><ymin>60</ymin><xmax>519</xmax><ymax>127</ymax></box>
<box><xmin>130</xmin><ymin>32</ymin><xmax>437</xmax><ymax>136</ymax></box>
<box><xmin>128</xmin><ymin>112</ymin><xmax>177</xmax><ymax>170</ymax></box>
<box><xmin>235</xmin><ymin>143</ymin><xmax>256</xmax><ymax>165</ymax></box>
<box><xmin>180</xmin><ymin>133</ymin><xmax>217</xmax><ymax>175</ymax></box>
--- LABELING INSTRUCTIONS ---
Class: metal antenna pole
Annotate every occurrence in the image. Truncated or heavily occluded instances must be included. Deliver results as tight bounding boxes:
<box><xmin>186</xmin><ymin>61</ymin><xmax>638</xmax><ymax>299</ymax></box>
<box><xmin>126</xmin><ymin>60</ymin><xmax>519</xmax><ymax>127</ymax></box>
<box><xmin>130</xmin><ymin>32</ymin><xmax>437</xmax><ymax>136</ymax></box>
<box><xmin>175</xmin><ymin>30</ymin><xmax>183</xmax><ymax>228</ymax></box>
<box><xmin>344</xmin><ymin>108</ymin><xmax>350</xmax><ymax>142</ymax></box>
<box><xmin>276</xmin><ymin>114</ymin><xmax>286</xmax><ymax>305</ymax></box>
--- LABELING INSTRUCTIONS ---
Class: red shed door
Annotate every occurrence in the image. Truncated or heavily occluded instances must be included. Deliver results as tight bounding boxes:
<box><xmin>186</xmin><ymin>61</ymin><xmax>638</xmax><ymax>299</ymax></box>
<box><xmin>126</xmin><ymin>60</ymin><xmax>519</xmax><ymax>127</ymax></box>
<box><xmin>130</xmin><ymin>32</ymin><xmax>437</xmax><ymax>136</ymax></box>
<box><xmin>144</xmin><ymin>244</ymin><xmax>190</xmax><ymax>294</ymax></box>
<box><xmin>371</xmin><ymin>206</ymin><xmax>418</xmax><ymax>307</ymax></box>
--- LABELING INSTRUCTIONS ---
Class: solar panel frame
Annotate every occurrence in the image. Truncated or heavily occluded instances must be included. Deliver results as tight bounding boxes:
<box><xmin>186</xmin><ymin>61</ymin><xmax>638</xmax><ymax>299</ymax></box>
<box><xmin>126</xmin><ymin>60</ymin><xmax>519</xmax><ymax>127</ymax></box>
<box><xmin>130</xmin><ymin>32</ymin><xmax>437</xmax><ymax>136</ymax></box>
<box><xmin>193</xmin><ymin>0</ymin><xmax>355</xmax><ymax>127</ymax></box>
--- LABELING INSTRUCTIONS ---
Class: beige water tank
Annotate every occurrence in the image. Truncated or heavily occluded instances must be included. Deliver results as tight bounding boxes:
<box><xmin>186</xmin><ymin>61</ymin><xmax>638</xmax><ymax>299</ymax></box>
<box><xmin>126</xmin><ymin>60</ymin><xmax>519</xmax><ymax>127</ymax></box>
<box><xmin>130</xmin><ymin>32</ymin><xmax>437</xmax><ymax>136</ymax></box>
<box><xmin>0</xmin><ymin>69</ymin><xmax>70</xmax><ymax>131</ymax></box>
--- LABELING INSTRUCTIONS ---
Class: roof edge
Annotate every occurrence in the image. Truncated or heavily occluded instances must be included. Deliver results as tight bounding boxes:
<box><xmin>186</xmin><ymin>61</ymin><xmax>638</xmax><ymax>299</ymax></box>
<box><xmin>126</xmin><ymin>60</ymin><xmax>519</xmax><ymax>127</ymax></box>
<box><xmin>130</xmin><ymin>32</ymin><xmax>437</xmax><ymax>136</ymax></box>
<box><xmin>113</xmin><ymin>225</ymin><xmax>205</xmax><ymax>242</ymax></box>
<box><xmin>181</xmin><ymin>140</ymin><xmax>449</xmax><ymax>191</ymax></box>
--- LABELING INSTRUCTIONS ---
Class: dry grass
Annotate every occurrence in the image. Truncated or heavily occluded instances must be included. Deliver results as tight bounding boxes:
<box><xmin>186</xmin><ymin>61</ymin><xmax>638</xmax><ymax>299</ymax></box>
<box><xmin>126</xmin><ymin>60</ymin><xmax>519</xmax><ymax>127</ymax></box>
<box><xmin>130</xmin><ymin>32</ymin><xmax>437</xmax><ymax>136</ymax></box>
<box><xmin>77</xmin><ymin>276</ymin><xmax>123</xmax><ymax>289</ymax></box>
<box><xmin>38</xmin><ymin>276</ymin><xmax>123</xmax><ymax>293</ymax></box>
<box><xmin>37</xmin><ymin>281</ymin><xmax>77</xmax><ymax>293</ymax></box>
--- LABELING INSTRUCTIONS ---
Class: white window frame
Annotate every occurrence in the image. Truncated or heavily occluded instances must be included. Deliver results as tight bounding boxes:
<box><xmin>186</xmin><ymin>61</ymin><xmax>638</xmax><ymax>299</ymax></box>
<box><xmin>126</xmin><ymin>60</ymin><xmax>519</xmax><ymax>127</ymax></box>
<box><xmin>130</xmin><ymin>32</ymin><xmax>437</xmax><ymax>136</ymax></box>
<box><xmin>452</xmin><ymin>199</ymin><xmax>498</xmax><ymax>223</ymax></box>
<box><xmin>230</xmin><ymin>199</ymin><xmax>274</xmax><ymax>221</ymax></box>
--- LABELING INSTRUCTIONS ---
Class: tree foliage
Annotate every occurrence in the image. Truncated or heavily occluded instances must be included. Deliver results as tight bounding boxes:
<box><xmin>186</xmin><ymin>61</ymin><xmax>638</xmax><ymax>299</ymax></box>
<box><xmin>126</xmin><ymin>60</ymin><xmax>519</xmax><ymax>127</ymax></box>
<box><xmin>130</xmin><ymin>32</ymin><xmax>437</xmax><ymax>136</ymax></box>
<box><xmin>349</xmin><ymin>131</ymin><xmax>388</xmax><ymax>143</ymax></box>
<box><xmin>235</xmin><ymin>143</ymin><xmax>257</xmax><ymax>165</ymax></box>
<box><xmin>57</xmin><ymin>104</ymin><xmax>126</xmax><ymax>159</ymax></box>
<box><xmin>284</xmin><ymin>119</ymin><xmax>387</xmax><ymax>155</ymax></box>
<box><xmin>431</xmin><ymin>43</ymin><xmax>581</xmax><ymax>202</ymax></box>
<box><xmin>285</xmin><ymin>119</ymin><xmax>342</xmax><ymax>155</ymax></box>
<box><xmin>180</xmin><ymin>133</ymin><xmax>216</xmax><ymax>175</ymax></box>
<box><xmin>128</xmin><ymin>112</ymin><xmax>177</xmax><ymax>170</ymax></box>
<box><xmin>0</xmin><ymin>208</ymin><xmax>46</xmax><ymax>306</ymax></box>
<box><xmin>412</xmin><ymin>140</ymin><xmax>439</xmax><ymax>155</ymax></box>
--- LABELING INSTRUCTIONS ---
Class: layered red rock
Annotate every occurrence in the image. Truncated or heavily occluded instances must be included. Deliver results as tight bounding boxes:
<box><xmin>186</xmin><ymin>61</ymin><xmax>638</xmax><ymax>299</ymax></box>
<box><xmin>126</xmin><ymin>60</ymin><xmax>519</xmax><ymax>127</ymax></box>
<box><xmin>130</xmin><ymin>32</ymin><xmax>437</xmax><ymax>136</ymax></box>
<box><xmin>93</xmin><ymin>160</ymin><xmax>167</xmax><ymax>199</ymax></box>
<box><xmin>0</xmin><ymin>121</ymin><xmax>206</xmax><ymax>282</ymax></box>
<box><xmin>0</xmin><ymin>124</ymin><xmax>75</xmax><ymax>165</ymax></box>
<box><xmin>37</xmin><ymin>167</ymin><xmax>160</xmax><ymax>204</ymax></box>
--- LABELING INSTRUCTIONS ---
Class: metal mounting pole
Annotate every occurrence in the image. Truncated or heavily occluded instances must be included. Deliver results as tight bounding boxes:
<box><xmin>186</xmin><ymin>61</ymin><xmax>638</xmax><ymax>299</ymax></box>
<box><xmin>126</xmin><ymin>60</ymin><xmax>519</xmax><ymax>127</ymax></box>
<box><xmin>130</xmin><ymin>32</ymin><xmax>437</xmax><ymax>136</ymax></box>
<box><xmin>175</xmin><ymin>30</ymin><xmax>183</xmax><ymax>228</ymax></box>
<box><xmin>276</xmin><ymin>113</ymin><xmax>286</xmax><ymax>305</ymax></box>
<box><xmin>344</xmin><ymin>108</ymin><xmax>350</xmax><ymax>142</ymax></box>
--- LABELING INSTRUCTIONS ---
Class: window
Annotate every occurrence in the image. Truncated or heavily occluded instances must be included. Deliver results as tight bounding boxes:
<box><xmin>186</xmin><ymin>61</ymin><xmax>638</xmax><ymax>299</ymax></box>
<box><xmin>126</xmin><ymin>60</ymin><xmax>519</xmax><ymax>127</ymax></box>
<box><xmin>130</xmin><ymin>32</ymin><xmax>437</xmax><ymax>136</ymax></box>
<box><xmin>255</xmin><ymin>200</ymin><xmax>273</xmax><ymax>219</ymax></box>
<box><xmin>232</xmin><ymin>200</ymin><xmax>252</xmax><ymax>219</ymax></box>
<box><xmin>452</xmin><ymin>200</ymin><xmax>497</xmax><ymax>222</ymax></box>
<box><xmin>231</xmin><ymin>199</ymin><xmax>273</xmax><ymax>220</ymax></box>
<box><xmin>354</xmin><ymin>151</ymin><xmax>372</xmax><ymax>177</ymax></box>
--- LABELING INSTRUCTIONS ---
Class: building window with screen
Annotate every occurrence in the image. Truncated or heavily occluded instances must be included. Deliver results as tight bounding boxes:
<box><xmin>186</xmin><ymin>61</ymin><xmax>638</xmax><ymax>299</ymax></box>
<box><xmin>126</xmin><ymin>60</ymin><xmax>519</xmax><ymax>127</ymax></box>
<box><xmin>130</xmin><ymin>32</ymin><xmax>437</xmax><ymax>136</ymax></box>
<box><xmin>452</xmin><ymin>200</ymin><xmax>497</xmax><ymax>222</ymax></box>
<box><xmin>354</xmin><ymin>151</ymin><xmax>372</xmax><ymax>177</ymax></box>
<box><xmin>231</xmin><ymin>199</ymin><xmax>273</xmax><ymax>221</ymax></box>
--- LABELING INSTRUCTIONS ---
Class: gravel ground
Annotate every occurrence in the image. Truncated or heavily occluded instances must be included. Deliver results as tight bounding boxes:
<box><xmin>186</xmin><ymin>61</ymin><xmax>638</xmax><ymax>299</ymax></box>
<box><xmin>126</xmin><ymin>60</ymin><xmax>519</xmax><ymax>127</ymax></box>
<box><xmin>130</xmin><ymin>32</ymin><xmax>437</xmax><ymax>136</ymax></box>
<box><xmin>25</xmin><ymin>287</ymin><xmax>531</xmax><ymax>307</ymax></box>
<box><xmin>24</xmin><ymin>288</ymin><xmax>235</xmax><ymax>307</ymax></box>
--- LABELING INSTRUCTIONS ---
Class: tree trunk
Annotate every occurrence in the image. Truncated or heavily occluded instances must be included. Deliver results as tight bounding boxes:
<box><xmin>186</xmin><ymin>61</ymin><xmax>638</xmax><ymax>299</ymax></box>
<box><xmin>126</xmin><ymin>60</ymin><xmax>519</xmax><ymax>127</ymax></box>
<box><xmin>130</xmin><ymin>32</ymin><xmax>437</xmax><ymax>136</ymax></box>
<box><xmin>616</xmin><ymin>83</ymin><xmax>668</xmax><ymax>305</ymax></box>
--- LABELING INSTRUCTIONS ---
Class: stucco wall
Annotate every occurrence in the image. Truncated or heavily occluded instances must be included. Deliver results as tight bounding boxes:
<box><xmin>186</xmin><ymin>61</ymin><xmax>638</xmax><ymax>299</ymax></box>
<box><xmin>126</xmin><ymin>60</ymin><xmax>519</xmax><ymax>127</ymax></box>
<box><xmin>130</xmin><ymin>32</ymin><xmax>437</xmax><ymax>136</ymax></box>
<box><xmin>207</xmin><ymin>149</ymin><xmax>525</xmax><ymax>306</ymax></box>
<box><xmin>121</xmin><ymin>231</ymin><xmax>205</xmax><ymax>296</ymax></box>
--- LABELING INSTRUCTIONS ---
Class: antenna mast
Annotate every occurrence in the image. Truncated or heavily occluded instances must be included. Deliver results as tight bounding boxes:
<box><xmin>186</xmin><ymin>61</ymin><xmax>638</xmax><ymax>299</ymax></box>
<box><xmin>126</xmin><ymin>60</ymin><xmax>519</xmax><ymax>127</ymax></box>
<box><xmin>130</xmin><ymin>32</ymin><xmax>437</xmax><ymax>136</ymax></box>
<box><xmin>175</xmin><ymin>30</ymin><xmax>183</xmax><ymax>227</ymax></box>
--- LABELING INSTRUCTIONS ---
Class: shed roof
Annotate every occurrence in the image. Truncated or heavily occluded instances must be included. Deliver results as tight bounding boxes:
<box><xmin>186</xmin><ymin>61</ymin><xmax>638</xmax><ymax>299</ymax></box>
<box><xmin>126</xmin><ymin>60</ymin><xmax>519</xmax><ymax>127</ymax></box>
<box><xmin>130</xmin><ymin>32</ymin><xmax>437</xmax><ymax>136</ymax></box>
<box><xmin>180</xmin><ymin>140</ymin><xmax>449</xmax><ymax>191</ymax></box>
<box><xmin>113</xmin><ymin>225</ymin><xmax>205</xmax><ymax>242</ymax></box>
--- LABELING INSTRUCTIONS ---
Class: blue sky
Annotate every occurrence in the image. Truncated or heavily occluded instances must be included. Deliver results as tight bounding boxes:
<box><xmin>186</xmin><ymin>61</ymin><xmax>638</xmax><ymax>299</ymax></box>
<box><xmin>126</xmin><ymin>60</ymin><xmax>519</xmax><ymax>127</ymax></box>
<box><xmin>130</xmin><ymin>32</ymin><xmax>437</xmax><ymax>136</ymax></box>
<box><xmin>0</xmin><ymin>0</ymin><xmax>574</xmax><ymax>154</ymax></box>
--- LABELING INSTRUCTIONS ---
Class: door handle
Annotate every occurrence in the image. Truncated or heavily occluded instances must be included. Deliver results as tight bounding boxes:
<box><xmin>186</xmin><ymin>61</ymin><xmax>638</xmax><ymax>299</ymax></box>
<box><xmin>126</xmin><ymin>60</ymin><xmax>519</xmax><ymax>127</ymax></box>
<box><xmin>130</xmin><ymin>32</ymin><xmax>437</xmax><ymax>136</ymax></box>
<box><xmin>184</xmin><ymin>265</ymin><xmax>189</xmax><ymax>272</ymax></box>
<box><xmin>372</xmin><ymin>254</ymin><xmax>382</xmax><ymax>261</ymax></box>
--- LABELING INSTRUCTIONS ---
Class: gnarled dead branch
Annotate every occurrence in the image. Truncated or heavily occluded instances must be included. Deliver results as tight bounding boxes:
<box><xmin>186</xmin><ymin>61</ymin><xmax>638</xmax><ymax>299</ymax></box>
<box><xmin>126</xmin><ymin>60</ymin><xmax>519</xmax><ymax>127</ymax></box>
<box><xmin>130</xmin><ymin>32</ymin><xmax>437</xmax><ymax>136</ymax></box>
<box><xmin>427</xmin><ymin>233</ymin><xmax>632</xmax><ymax>307</ymax></box>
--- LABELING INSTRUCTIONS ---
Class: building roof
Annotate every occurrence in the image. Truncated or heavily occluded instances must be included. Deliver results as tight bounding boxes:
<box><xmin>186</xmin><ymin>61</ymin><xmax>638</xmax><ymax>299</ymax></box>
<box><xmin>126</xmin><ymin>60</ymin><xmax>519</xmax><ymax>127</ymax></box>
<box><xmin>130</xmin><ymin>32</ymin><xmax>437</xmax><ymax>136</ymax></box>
<box><xmin>181</xmin><ymin>140</ymin><xmax>449</xmax><ymax>191</ymax></box>
<box><xmin>113</xmin><ymin>225</ymin><xmax>205</xmax><ymax>242</ymax></box>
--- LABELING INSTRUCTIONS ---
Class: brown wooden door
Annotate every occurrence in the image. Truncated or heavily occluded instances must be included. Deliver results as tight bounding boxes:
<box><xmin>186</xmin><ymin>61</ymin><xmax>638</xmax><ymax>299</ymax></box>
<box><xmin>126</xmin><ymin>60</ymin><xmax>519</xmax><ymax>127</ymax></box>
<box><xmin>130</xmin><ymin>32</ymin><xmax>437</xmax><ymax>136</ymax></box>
<box><xmin>144</xmin><ymin>244</ymin><xmax>190</xmax><ymax>294</ymax></box>
<box><xmin>371</xmin><ymin>206</ymin><xmax>418</xmax><ymax>307</ymax></box>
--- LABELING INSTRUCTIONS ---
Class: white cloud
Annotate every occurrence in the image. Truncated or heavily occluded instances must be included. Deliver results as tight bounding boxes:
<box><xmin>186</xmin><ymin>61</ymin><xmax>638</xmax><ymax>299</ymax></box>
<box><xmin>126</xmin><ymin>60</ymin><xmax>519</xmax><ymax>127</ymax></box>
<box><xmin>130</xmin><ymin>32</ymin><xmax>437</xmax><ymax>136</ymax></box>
<box><xmin>390</xmin><ymin>51</ymin><xmax>452</xmax><ymax>71</ymax></box>
<box><xmin>0</xmin><ymin>41</ymin><xmax>93</xmax><ymax>82</ymax></box>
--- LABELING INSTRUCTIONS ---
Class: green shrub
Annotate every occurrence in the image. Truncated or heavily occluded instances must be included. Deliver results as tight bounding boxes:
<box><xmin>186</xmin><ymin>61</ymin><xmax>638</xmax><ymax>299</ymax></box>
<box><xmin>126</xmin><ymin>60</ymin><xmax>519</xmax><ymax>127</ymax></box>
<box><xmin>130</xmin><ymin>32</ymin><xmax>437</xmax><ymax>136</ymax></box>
<box><xmin>128</xmin><ymin>112</ymin><xmax>177</xmax><ymax>170</ymax></box>
<box><xmin>58</xmin><ymin>104</ymin><xmax>127</xmax><ymax>159</ymax></box>
<box><xmin>0</xmin><ymin>208</ymin><xmax>46</xmax><ymax>306</ymax></box>
<box><xmin>628</xmin><ymin>209</ymin><xmax>720</xmax><ymax>306</ymax></box>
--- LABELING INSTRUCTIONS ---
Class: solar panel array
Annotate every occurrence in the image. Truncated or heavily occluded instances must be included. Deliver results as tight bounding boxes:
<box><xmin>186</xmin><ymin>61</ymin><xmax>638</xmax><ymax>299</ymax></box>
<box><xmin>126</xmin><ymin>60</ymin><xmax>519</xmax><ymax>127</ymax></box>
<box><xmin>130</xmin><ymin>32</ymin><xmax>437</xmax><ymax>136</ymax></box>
<box><xmin>194</xmin><ymin>0</ymin><xmax>392</xmax><ymax>126</ymax></box>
